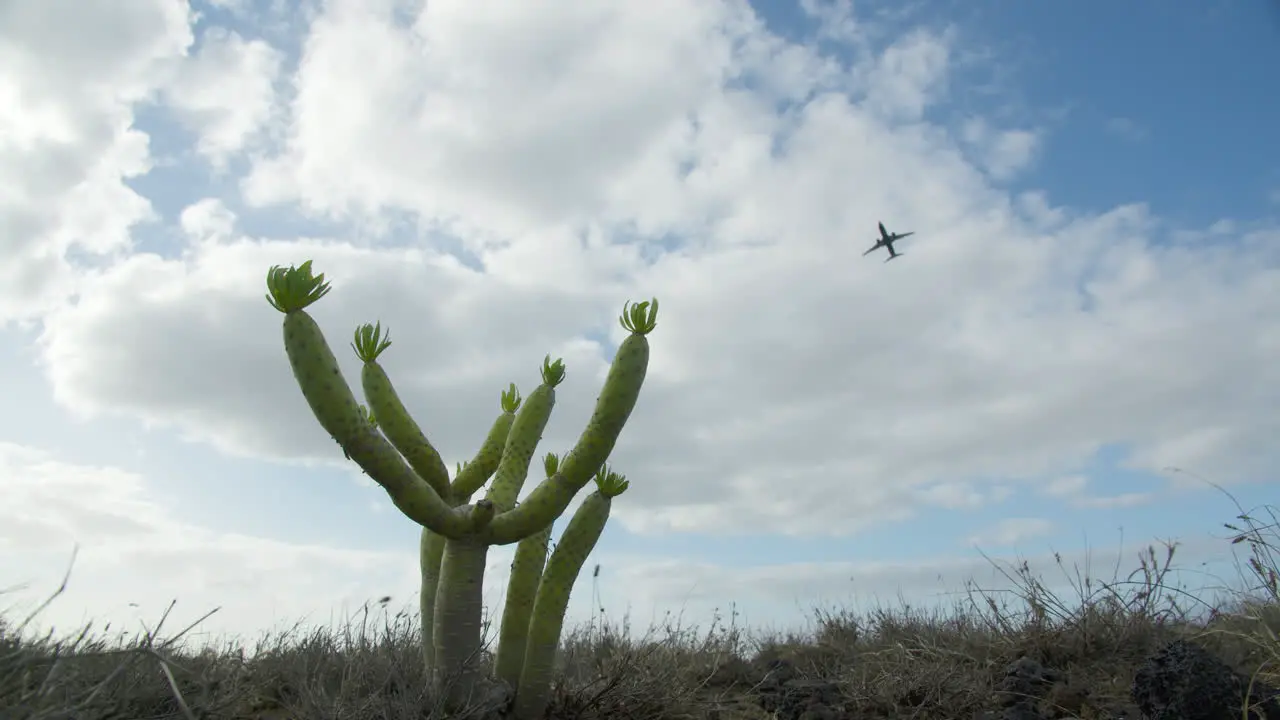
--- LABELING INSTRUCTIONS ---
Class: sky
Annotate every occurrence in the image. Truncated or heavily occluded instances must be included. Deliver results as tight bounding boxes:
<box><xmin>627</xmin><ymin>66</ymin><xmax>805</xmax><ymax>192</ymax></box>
<box><xmin>2</xmin><ymin>0</ymin><xmax>1279</xmax><ymax>653</ymax></box>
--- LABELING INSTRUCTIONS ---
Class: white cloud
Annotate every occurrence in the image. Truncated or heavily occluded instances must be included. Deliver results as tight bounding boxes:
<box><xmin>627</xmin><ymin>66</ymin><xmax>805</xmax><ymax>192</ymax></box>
<box><xmin>25</xmin><ymin>1</ymin><xmax>1279</xmax><ymax>542</ymax></box>
<box><xmin>1075</xmin><ymin>493</ymin><xmax>1154</xmax><ymax>510</ymax></box>
<box><xmin>858</xmin><ymin>27</ymin><xmax>953</xmax><ymax>121</ymax></box>
<box><xmin>1045</xmin><ymin>475</ymin><xmax>1088</xmax><ymax>498</ymax></box>
<box><xmin>0</xmin><ymin>0</ymin><xmax>192</xmax><ymax>323</ymax></box>
<box><xmin>1040</xmin><ymin>475</ymin><xmax>1155</xmax><ymax>510</ymax></box>
<box><xmin>179</xmin><ymin>198</ymin><xmax>237</xmax><ymax>241</ymax></box>
<box><xmin>241</xmin><ymin>0</ymin><xmax>860</xmax><ymax>243</ymax></box>
<box><xmin>969</xmin><ymin>517</ymin><xmax>1055</xmax><ymax>547</ymax></box>
<box><xmin>960</xmin><ymin>116</ymin><xmax>1040</xmax><ymax>180</ymax></box>
<box><xmin>164</xmin><ymin>27</ymin><xmax>283</xmax><ymax>169</ymax></box>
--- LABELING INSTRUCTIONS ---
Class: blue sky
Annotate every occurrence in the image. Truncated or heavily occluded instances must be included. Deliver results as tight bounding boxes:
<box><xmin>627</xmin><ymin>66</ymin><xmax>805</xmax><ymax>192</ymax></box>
<box><xmin>2</xmin><ymin>0</ymin><xmax>1277</xmax><ymax>649</ymax></box>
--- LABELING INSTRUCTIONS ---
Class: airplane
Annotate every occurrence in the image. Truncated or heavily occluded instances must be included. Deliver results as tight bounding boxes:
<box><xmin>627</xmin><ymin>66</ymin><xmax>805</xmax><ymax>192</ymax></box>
<box><xmin>862</xmin><ymin>222</ymin><xmax>915</xmax><ymax>262</ymax></box>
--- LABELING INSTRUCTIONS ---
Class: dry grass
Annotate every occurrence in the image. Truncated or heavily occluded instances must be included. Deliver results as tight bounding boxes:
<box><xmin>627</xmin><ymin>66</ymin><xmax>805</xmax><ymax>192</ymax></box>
<box><xmin>5</xmin><ymin>493</ymin><xmax>1280</xmax><ymax>719</ymax></box>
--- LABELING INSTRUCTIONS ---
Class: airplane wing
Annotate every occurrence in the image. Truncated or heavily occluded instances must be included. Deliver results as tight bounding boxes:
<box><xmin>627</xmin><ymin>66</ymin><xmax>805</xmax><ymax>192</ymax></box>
<box><xmin>897</xmin><ymin>232</ymin><xmax>915</xmax><ymax>240</ymax></box>
<box><xmin>863</xmin><ymin>244</ymin><xmax>880</xmax><ymax>256</ymax></box>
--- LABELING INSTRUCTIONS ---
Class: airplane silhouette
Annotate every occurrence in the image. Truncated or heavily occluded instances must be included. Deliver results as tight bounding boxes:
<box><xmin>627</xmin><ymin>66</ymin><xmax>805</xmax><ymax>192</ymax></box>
<box><xmin>862</xmin><ymin>222</ymin><xmax>915</xmax><ymax>262</ymax></box>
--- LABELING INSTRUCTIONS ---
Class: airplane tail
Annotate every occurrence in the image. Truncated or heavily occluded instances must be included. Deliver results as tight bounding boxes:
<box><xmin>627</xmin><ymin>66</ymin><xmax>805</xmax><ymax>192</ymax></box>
<box><xmin>885</xmin><ymin>252</ymin><xmax>904</xmax><ymax>262</ymax></box>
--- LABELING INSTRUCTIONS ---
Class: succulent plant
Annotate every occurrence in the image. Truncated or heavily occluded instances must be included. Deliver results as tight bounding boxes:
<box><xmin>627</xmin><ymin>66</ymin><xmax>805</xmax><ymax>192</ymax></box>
<box><xmin>266</xmin><ymin>260</ymin><xmax>657</xmax><ymax>717</ymax></box>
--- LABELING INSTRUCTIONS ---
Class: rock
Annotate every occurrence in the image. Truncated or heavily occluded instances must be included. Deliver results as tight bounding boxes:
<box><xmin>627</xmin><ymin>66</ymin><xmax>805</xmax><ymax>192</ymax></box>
<box><xmin>445</xmin><ymin>677</ymin><xmax>514</xmax><ymax>720</ymax></box>
<box><xmin>1131</xmin><ymin>639</ymin><xmax>1280</xmax><ymax>720</ymax></box>
<box><xmin>981</xmin><ymin>655</ymin><xmax>1060</xmax><ymax>720</ymax></box>
<box><xmin>979</xmin><ymin>653</ymin><xmax>1130</xmax><ymax>720</ymax></box>
<box><xmin>753</xmin><ymin>658</ymin><xmax>850</xmax><ymax>720</ymax></box>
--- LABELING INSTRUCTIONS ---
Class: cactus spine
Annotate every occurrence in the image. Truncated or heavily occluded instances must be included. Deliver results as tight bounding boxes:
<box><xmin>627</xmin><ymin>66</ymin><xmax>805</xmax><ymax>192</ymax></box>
<box><xmin>265</xmin><ymin>261</ymin><xmax>657</xmax><ymax>717</ymax></box>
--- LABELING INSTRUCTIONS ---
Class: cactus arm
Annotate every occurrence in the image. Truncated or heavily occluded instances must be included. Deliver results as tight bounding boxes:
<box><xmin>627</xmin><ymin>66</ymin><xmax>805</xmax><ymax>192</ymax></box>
<box><xmin>555</xmin><ymin>300</ymin><xmax>656</xmax><ymax>487</ymax></box>
<box><xmin>494</xmin><ymin>521</ymin><xmax>553</xmax><ymax>689</ymax></box>
<box><xmin>333</xmin><ymin>409</ymin><xmax>478</xmax><ymax>536</ymax></box>
<box><xmin>486</xmin><ymin>300</ymin><xmax>655</xmax><ymax>545</ymax></box>
<box><xmin>484</xmin><ymin>357</ymin><xmax>564</xmax><ymax>513</ymax></box>
<box><xmin>267</xmin><ymin>262</ymin><xmax>471</xmax><ymax>538</ymax></box>
<box><xmin>483</xmin><ymin>471</ymin><xmax>573</xmax><ymax>545</ymax></box>
<box><xmin>354</xmin><ymin>323</ymin><xmax>451</xmax><ymax>498</ymax></box>
<box><xmin>514</xmin><ymin>467</ymin><xmax>628</xmax><ymax>720</ymax></box>
<box><xmin>419</xmin><ymin>527</ymin><xmax>447</xmax><ymax>676</ymax></box>
<box><xmin>493</xmin><ymin>452</ymin><xmax>561</xmax><ymax>687</ymax></box>
<box><xmin>280</xmin><ymin>305</ymin><xmax>370</xmax><ymax>447</ymax></box>
<box><xmin>452</xmin><ymin>384</ymin><xmax>521</xmax><ymax>501</ymax></box>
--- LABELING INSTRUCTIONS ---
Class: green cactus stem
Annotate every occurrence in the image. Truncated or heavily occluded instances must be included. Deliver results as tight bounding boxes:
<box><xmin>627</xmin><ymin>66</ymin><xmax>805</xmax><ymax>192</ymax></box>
<box><xmin>269</xmin><ymin>268</ymin><xmax>366</xmax><ymax>447</ymax></box>
<box><xmin>432</xmin><ymin>535</ymin><xmax>491</xmax><ymax>705</ymax></box>
<box><xmin>421</xmin><ymin>388</ymin><xmax>520</xmax><ymax>676</ymax></box>
<box><xmin>421</xmin><ymin>385</ymin><xmax>524</xmax><ymax>685</ymax></box>
<box><xmin>556</xmin><ymin>299</ymin><xmax>655</xmax><ymax>484</ymax></box>
<box><xmin>267</xmin><ymin>262</ymin><xmax>474</xmax><ymax>538</ymax></box>
<box><xmin>484</xmin><ymin>301</ymin><xmax>655</xmax><ymax>545</ymax></box>
<box><xmin>493</xmin><ymin>452</ymin><xmax>561</xmax><ymax>687</ymax></box>
<box><xmin>355</xmin><ymin>322</ymin><xmax>451</xmax><ymax>498</ymax></box>
<box><xmin>514</xmin><ymin>466</ymin><xmax>629</xmax><ymax>720</ymax></box>
<box><xmin>419</xmin><ymin>527</ymin><xmax>447</xmax><ymax>676</ymax></box>
<box><xmin>435</xmin><ymin>358</ymin><xmax>562</xmax><ymax>706</ymax></box>
<box><xmin>452</xmin><ymin>385</ymin><xmax>522</xmax><ymax>502</ymax></box>
<box><xmin>484</xmin><ymin>357</ymin><xmax>563</xmax><ymax>513</ymax></box>
<box><xmin>494</xmin><ymin>521</ymin><xmax>553</xmax><ymax>690</ymax></box>
<box><xmin>342</xmin><ymin>404</ymin><xmax>377</xmax><ymax>461</ymax></box>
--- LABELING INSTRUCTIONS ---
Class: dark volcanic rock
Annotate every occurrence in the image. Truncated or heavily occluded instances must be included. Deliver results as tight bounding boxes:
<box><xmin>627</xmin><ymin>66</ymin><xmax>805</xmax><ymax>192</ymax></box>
<box><xmin>754</xmin><ymin>658</ymin><xmax>850</xmax><ymax>720</ymax></box>
<box><xmin>983</xmin><ymin>655</ymin><xmax>1061</xmax><ymax>720</ymax></box>
<box><xmin>1131</xmin><ymin>639</ymin><xmax>1280</xmax><ymax>720</ymax></box>
<box><xmin>730</xmin><ymin>637</ymin><xmax>1280</xmax><ymax>720</ymax></box>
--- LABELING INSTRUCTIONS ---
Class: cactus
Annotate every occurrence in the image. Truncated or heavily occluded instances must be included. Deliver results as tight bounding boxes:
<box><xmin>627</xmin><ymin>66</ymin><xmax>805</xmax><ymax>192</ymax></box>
<box><xmin>493</xmin><ymin>453</ymin><xmax>560</xmax><ymax>688</ymax></box>
<box><xmin>515</xmin><ymin>464</ymin><xmax>629</xmax><ymax>719</ymax></box>
<box><xmin>266</xmin><ymin>261</ymin><xmax>657</xmax><ymax>716</ymax></box>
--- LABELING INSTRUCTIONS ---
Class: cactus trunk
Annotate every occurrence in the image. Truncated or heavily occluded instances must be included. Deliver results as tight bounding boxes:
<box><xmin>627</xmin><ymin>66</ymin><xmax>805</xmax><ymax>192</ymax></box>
<box><xmin>432</xmin><ymin>534</ymin><xmax>490</xmax><ymax>706</ymax></box>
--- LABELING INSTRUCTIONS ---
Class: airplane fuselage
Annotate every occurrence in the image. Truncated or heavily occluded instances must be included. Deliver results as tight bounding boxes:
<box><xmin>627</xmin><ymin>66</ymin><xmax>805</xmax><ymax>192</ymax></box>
<box><xmin>864</xmin><ymin>222</ymin><xmax>914</xmax><ymax>261</ymax></box>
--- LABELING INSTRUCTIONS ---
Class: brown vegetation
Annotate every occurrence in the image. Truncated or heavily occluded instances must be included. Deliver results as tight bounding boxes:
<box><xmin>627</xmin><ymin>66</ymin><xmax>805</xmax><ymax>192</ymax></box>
<box><xmin>5</xmin><ymin>497</ymin><xmax>1279</xmax><ymax>720</ymax></box>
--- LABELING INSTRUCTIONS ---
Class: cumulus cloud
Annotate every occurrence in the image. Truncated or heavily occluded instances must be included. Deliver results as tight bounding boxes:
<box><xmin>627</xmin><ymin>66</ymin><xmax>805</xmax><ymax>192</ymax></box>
<box><xmin>24</xmin><ymin>0</ymin><xmax>1280</xmax><ymax>543</ymax></box>
<box><xmin>241</xmin><ymin>0</ymin><xmax>851</xmax><ymax>240</ymax></box>
<box><xmin>163</xmin><ymin>26</ymin><xmax>283</xmax><ymax>168</ymax></box>
<box><xmin>0</xmin><ymin>0</ymin><xmax>192</xmax><ymax>322</ymax></box>
<box><xmin>968</xmin><ymin>518</ymin><xmax>1055</xmax><ymax>547</ymax></box>
<box><xmin>960</xmin><ymin>117</ymin><xmax>1040</xmax><ymax>180</ymax></box>
<box><xmin>1041</xmin><ymin>475</ymin><xmax>1156</xmax><ymax>510</ymax></box>
<box><xmin>179</xmin><ymin>197</ymin><xmax>237</xmax><ymax>240</ymax></box>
